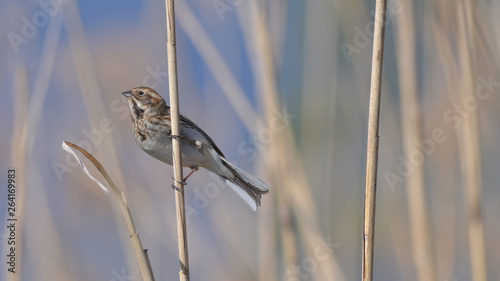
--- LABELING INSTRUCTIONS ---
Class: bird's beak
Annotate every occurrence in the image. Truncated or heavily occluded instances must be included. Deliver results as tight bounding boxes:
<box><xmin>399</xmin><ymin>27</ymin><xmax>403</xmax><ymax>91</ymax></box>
<box><xmin>121</xmin><ymin>91</ymin><xmax>132</xmax><ymax>97</ymax></box>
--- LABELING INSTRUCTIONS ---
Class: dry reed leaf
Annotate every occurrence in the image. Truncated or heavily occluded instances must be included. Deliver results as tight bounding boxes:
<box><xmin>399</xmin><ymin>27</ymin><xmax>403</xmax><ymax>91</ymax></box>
<box><xmin>61</xmin><ymin>140</ymin><xmax>155</xmax><ymax>281</ymax></box>
<box><xmin>62</xmin><ymin>141</ymin><xmax>111</xmax><ymax>195</ymax></box>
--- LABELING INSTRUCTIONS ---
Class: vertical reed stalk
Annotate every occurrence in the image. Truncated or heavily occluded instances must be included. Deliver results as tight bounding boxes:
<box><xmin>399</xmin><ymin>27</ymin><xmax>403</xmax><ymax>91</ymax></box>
<box><xmin>362</xmin><ymin>0</ymin><xmax>387</xmax><ymax>280</ymax></box>
<box><xmin>247</xmin><ymin>2</ymin><xmax>344</xmax><ymax>280</ymax></box>
<box><xmin>394</xmin><ymin>2</ymin><xmax>437</xmax><ymax>281</ymax></box>
<box><xmin>165</xmin><ymin>1</ymin><xmax>190</xmax><ymax>280</ymax></box>
<box><xmin>457</xmin><ymin>1</ymin><xmax>487</xmax><ymax>280</ymax></box>
<box><xmin>433</xmin><ymin>2</ymin><xmax>460</xmax><ymax>277</ymax></box>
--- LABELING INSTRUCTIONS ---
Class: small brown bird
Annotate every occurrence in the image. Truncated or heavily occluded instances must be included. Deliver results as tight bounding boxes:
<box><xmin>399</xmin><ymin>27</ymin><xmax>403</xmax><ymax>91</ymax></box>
<box><xmin>122</xmin><ymin>86</ymin><xmax>269</xmax><ymax>210</ymax></box>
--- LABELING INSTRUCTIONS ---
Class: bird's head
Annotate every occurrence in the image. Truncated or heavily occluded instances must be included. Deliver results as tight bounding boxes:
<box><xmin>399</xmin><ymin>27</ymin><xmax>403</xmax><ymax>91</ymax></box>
<box><xmin>121</xmin><ymin>87</ymin><xmax>167</xmax><ymax>120</ymax></box>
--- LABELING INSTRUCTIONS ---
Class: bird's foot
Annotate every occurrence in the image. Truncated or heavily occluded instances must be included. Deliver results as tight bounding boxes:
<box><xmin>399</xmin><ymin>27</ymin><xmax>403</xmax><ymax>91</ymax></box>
<box><xmin>183</xmin><ymin>167</ymin><xmax>199</xmax><ymax>182</ymax></box>
<box><xmin>170</xmin><ymin>168</ymin><xmax>199</xmax><ymax>192</ymax></box>
<box><xmin>169</xmin><ymin>134</ymin><xmax>181</xmax><ymax>141</ymax></box>
<box><xmin>171</xmin><ymin>177</ymin><xmax>186</xmax><ymax>192</ymax></box>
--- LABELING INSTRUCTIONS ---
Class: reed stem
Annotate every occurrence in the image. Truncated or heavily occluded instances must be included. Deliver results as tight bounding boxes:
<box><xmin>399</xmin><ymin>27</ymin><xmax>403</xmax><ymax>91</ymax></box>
<box><xmin>362</xmin><ymin>0</ymin><xmax>388</xmax><ymax>280</ymax></box>
<box><xmin>165</xmin><ymin>1</ymin><xmax>190</xmax><ymax>280</ymax></box>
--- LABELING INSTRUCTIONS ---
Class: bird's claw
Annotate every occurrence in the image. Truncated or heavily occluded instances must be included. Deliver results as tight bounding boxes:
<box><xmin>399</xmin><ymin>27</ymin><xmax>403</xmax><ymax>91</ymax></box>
<box><xmin>171</xmin><ymin>177</ymin><xmax>186</xmax><ymax>192</ymax></box>
<box><xmin>170</xmin><ymin>134</ymin><xmax>181</xmax><ymax>141</ymax></box>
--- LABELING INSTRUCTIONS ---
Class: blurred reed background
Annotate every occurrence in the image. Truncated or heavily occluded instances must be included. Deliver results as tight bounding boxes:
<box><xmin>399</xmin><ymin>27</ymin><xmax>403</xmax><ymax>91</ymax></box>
<box><xmin>1</xmin><ymin>0</ymin><xmax>499</xmax><ymax>280</ymax></box>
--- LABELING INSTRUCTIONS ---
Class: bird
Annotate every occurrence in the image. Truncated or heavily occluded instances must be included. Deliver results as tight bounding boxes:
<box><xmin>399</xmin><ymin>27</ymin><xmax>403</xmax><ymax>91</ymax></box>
<box><xmin>121</xmin><ymin>86</ymin><xmax>269</xmax><ymax>210</ymax></box>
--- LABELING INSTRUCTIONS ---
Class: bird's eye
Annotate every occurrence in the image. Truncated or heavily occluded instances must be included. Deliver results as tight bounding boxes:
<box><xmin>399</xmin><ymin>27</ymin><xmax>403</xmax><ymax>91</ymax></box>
<box><xmin>138</xmin><ymin>91</ymin><xmax>144</xmax><ymax>96</ymax></box>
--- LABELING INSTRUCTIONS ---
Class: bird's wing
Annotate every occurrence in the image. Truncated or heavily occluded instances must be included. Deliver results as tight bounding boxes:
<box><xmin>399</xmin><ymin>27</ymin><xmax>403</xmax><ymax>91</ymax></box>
<box><xmin>166</xmin><ymin>107</ymin><xmax>226</xmax><ymax>157</ymax></box>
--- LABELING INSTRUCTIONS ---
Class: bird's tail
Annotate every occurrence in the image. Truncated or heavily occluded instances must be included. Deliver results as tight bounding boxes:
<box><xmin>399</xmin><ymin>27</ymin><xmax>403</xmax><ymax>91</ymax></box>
<box><xmin>220</xmin><ymin>158</ymin><xmax>270</xmax><ymax>211</ymax></box>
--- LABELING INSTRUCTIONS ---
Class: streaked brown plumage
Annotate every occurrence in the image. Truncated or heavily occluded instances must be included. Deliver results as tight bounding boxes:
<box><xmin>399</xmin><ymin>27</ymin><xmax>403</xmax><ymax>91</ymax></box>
<box><xmin>122</xmin><ymin>86</ymin><xmax>269</xmax><ymax>210</ymax></box>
